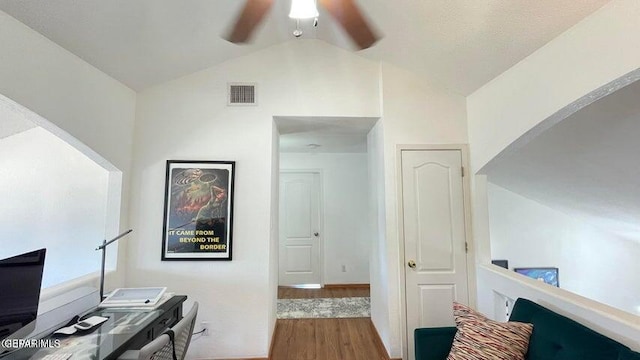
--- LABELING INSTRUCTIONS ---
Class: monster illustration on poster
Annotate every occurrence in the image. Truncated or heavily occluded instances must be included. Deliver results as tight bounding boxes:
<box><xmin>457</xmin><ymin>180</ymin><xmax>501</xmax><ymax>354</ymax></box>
<box><xmin>161</xmin><ymin>161</ymin><xmax>235</xmax><ymax>260</ymax></box>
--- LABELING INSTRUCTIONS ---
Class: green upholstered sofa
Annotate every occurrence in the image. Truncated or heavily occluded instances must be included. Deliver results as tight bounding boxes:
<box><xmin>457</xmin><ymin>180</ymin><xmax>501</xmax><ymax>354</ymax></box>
<box><xmin>415</xmin><ymin>298</ymin><xmax>640</xmax><ymax>360</ymax></box>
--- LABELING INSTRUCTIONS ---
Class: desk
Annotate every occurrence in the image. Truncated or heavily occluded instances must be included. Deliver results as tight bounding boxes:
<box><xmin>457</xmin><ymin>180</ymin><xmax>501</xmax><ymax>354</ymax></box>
<box><xmin>3</xmin><ymin>296</ymin><xmax>186</xmax><ymax>360</ymax></box>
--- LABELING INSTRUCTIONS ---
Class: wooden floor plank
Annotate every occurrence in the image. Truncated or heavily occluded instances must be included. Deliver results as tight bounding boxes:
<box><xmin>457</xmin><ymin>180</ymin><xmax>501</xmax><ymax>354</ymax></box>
<box><xmin>314</xmin><ymin>318</ymin><xmax>341</xmax><ymax>360</ymax></box>
<box><xmin>270</xmin><ymin>318</ymin><xmax>388</xmax><ymax>360</ymax></box>
<box><xmin>346</xmin><ymin>318</ymin><xmax>383</xmax><ymax>360</ymax></box>
<box><xmin>271</xmin><ymin>319</ymin><xmax>294</xmax><ymax>360</ymax></box>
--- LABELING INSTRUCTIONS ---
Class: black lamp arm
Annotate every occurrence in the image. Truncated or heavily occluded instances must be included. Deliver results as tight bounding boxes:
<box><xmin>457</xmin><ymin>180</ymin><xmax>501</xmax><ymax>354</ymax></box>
<box><xmin>96</xmin><ymin>229</ymin><xmax>133</xmax><ymax>300</ymax></box>
<box><xmin>96</xmin><ymin>229</ymin><xmax>133</xmax><ymax>250</ymax></box>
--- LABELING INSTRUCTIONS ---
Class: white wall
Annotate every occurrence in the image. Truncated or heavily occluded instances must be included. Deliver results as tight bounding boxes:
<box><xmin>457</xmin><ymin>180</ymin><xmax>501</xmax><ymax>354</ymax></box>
<box><xmin>367</xmin><ymin>120</ymin><xmax>391</xmax><ymax>351</ymax></box>
<box><xmin>280</xmin><ymin>152</ymin><xmax>370</xmax><ymax>284</ymax></box>
<box><xmin>378</xmin><ymin>62</ymin><xmax>469</xmax><ymax>358</ymax></box>
<box><xmin>268</xmin><ymin>124</ymin><xmax>280</xmax><ymax>346</ymax></box>
<box><xmin>132</xmin><ymin>39</ymin><xmax>467</xmax><ymax>359</ymax></box>
<box><xmin>488</xmin><ymin>183</ymin><xmax>640</xmax><ymax>316</ymax></box>
<box><xmin>129</xmin><ymin>40</ymin><xmax>380</xmax><ymax>359</ymax></box>
<box><xmin>467</xmin><ymin>0</ymin><xmax>640</xmax><ymax>351</ymax></box>
<box><xmin>0</xmin><ymin>127</ymin><xmax>110</xmax><ymax>288</ymax></box>
<box><xmin>0</xmin><ymin>10</ymin><xmax>136</xmax><ymax>295</ymax></box>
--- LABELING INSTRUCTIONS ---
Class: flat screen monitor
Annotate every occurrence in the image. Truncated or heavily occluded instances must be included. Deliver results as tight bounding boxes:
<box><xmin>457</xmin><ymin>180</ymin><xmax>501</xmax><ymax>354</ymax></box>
<box><xmin>491</xmin><ymin>259</ymin><xmax>509</xmax><ymax>269</ymax></box>
<box><xmin>514</xmin><ymin>267</ymin><xmax>559</xmax><ymax>287</ymax></box>
<box><xmin>0</xmin><ymin>248</ymin><xmax>46</xmax><ymax>342</ymax></box>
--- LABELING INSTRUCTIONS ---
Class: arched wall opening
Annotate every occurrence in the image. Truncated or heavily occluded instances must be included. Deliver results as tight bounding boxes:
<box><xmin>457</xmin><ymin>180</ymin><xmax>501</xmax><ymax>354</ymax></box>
<box><xmin>0</xmin><ymin>94</ymin><xmax>123</xmax><ymax>297</ymax></box>
<box><xmin>483</xmin><ymin>71</ymin><xmax>640</xmax><ymax>311</ymax></box>
<box><xmin>471</xmin><ymin>69</ymin><xmax>640</xmax><ymax>350</ymax></box>
<box><xmin>464</xmin><ymin>1</ymin><xmax>640</xmax><ymax>349</ymax></box>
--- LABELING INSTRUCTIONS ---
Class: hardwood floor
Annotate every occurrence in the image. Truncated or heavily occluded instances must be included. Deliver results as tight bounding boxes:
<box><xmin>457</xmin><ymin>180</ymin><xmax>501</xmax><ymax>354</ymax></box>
<box><xmin>270</xmin><ymin>318</ymin><xmax>388</xmax><ymax>360</ymax></box>
<box><xmin>273</xmin><ymin>285</ymin><xmax>387</xmax><ymax>359</ymax></box>
<box><xmin>278</xmin><ymin>286</ymin><xmax>370</xmax><ymax>299</ymax></box>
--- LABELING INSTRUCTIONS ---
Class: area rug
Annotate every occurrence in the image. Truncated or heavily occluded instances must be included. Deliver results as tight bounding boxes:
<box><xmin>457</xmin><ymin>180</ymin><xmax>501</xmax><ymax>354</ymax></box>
<box><xmin>277</xmin><ymin>297</ymin><xmax>370</xmax><ymax>319</ymax></box>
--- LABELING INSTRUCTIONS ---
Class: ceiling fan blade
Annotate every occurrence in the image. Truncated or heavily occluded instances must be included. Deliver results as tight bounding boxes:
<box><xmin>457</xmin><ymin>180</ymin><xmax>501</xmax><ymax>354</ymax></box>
<box><xmin>225</xmin><ymin>0</ymin><xmax>275</xmax><ymax>43</ymax></box>
<box><xmin>319</xmin><ymin>0</ymin><xmax>379</xmax><ymax>50</ymax></box>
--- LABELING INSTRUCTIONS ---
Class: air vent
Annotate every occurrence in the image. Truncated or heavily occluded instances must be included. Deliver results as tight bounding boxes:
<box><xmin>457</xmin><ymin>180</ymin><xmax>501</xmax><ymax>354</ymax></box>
<box><xmin>228</xmin><ymin>83</ymin><xmax>257</xmax><ymax>106</ymax></box>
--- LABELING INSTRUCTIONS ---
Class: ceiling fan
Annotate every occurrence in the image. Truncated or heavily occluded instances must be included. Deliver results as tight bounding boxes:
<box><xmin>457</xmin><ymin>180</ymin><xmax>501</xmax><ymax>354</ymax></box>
<box><xmin>225</xmin><ymin>0</ymin><xmax>380</xmax><ymax>50</ymax></box>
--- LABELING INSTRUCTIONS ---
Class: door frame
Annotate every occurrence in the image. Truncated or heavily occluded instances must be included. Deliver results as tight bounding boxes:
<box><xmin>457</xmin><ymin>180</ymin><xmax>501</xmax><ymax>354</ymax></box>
<box><xmin>396</xmin><ymin>144</ymin><xmax>476</xmax><ymax>360</ymax></box>
<box><xmin>279</xmin><ymin>169</ymin><xmax>325</xmax><ymax>288</ymax></box>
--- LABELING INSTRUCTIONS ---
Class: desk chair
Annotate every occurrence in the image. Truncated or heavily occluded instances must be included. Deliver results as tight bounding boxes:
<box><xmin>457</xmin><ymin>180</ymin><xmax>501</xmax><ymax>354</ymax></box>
<box><xmin>119</xmin><ymin>302</ymin><xmax>199</xmax><ymax>360</ymax></box>
<box><xmin>137</xmin><ymin>334</ymin><xmax>173</xmax><ymax>360</ymax></box>
<box><xmin>169</xmin><ymin>302</ymin><xmax>198</xmax><ymax>360</ymax></box>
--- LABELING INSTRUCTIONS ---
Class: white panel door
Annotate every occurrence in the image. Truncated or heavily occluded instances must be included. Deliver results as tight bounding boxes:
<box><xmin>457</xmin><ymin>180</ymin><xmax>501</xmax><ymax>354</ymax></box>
<box><xmin>279</xmin><ymin>172</ymin><xmax>322</xmax><ymax>286</ymax></box>
<box><xmin>402</xmin><ymin>150</ymin><xmax>469</xmax><ymax>360</ymax></box>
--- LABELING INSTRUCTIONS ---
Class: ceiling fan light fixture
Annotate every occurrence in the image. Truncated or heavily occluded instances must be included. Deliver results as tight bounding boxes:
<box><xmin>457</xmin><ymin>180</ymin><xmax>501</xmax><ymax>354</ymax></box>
<box><xmin>289</xmin><ymin>0</ymin><xmax>319</xmax><ymax>19</ymax></box>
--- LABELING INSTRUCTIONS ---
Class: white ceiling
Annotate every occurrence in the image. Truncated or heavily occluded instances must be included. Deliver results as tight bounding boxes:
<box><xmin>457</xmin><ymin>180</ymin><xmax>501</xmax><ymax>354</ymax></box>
<box><xmin>485</xmin><ymin>79</ymin><xmax>640</xmax><ymax>241</ymax></box>
<box><xmin>275</xmin><ymin>116</ymin><xmax>377</xmax><ymax>153</ymax></box>
<box><xmin>0</xmin><ymin>0</ymin><xmax>609</xmax><ymax>93</ymax></box>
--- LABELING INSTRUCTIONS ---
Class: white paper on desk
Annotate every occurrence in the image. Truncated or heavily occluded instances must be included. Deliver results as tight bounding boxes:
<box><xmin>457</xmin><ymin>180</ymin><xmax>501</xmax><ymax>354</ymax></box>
<box><xmin>100</xmin><ymin>287</ymin><xmax>166</xmax><ymax>308</ymax></box>
<box><xmin>100</xmin><ymin>291</ymin><xmax>172</xmax><ymax>309</ymax></box>
<box><xmin>103</xmin><ymin>293</ymin><xmax>174</xmax><ymax>311</ymax></box>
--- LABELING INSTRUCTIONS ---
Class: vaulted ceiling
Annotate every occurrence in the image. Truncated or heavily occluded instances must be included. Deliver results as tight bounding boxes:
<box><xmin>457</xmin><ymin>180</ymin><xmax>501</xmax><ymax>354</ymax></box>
<box><xmin>3</xmin><ymin>1</ymin><xmax>636</xmax><ymax>242</ymax></box>
<box><xmin>0</xmin><ymin>0</ymin><xmax>609</xmax><ymax>92</ymax></box>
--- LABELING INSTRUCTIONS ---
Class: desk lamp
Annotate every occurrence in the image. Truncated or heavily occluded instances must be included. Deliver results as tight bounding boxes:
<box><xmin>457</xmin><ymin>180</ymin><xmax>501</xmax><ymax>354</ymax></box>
<box><xmin>96</xmin><ymin>229</ymin><xmax>133</xmax><ymax>300</ymax></box>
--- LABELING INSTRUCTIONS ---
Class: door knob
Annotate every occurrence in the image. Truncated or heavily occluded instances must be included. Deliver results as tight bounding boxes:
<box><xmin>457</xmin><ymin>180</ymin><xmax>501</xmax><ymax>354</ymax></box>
<box><xmin>314</xmin><ymin>232</ymin><xmax>319</xmax><ymax>237</ymax></box>
<box><xmin>408</xmin><ymin>260</ymin><xmax>416</xmax><ymax>269</ymax></box>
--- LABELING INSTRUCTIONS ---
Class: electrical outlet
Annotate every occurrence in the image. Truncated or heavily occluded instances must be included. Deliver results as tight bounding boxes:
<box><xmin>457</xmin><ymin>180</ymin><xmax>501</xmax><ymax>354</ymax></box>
<box><xmin>341</xmin><ymin>265</ymin><xmax>346</xmax><ymax>272</ymax></box>
<box><xmin>201</xmin><ymin>321</ymin><xmax>210</xmax><ymax>336</ymax></box>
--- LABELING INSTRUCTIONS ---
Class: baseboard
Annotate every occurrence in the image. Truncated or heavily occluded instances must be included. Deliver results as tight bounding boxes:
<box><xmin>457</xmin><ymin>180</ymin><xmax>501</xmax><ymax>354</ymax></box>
<box><xmin>324</xmin><ymin>283</ymin><xmax>370</xmax><ymax>289</ymax></box>
<box><xmin>369</xmin><ymin>319</ymin><xmax>402</xmax><ymax>360</ymax></box>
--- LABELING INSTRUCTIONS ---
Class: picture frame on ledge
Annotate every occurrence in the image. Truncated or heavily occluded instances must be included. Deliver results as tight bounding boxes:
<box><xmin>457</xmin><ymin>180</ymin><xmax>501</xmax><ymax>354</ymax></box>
<box><xmin>514</xmin><ymin>267</ymin><xmax>559</xmax><ymax>287</ymax></box>
<box><xmin>161</xmin><ymin>160</ymin><xmax>235</xmax><ymax>261</ymax></box>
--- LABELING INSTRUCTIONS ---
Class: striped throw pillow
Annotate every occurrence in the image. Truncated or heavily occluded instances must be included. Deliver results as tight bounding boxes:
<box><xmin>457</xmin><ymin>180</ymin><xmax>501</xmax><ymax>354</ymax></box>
<box><xmin>453</xmin><ymin>301</ymin><xmax>485</xmax><ymax>323</ymax></box>
<box><xmin>447</xmin><ymin>303</ymin><xmax>533</xmax><ymax>360</ymax></box>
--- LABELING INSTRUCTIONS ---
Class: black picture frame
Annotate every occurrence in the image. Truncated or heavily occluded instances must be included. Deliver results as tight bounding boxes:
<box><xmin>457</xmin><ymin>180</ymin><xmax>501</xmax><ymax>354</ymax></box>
<box><xmin>161</xmin><ymin>160</ymin><xmax>235</xmax><ymax>261</ymax></box>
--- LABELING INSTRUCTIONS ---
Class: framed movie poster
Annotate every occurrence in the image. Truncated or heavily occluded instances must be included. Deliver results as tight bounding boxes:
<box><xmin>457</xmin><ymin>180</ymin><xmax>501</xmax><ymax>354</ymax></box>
<box><xmin>161</xmin><ymin>160</ymin><xmax>235</xmax><ymax>261</ymax></box>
